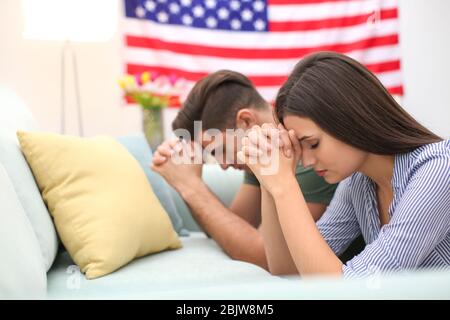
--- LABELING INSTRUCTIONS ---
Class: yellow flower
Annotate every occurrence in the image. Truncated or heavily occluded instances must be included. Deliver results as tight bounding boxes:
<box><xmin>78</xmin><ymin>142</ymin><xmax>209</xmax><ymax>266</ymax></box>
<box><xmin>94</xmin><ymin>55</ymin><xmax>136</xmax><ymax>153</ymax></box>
<box><xmin>117</xmin><ymin>78</ymin><xmax>126</xmax><ymax>89</ymax></box>
<box><xmin>122</xmin><ymin>75</ymin><xmax>137</xmax><ymax>92</ymax></box>
<box><xmin>141</xmin><ymin>71</ymin><xmax>150</xmax><ymax>84</ymax></box>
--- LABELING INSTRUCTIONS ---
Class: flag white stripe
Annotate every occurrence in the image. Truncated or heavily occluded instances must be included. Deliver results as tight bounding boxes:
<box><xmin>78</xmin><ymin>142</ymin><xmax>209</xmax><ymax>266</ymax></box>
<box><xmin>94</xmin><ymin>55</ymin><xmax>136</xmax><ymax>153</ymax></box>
<box><xmin>374</xmin><ymin>69</ymin><xmax>402</xmax><ymax>87</ymax></box>
<box><xmin>177</xmin><ymin>81</ymin><xmax>281</xmax><ymax>102</ymax></box>
<box><xmin>123</xmin><ymin>18</ymin><xmax>399</xmax><ymax>49</ymax></box>
<box><xmin>253</xmin><ymin>87</ymin><xmax>280</xmax><ymax>101</ymax></box>
<box><xmin>269</xmin><ymin>0</ymin><xmax>397</xmax><ymax>22</ymax></box>
<box><xmin>124</xmin><ymin>45</ymin><xmax>401</xmax><ymax>76</ymax></box>
<box><xmin>346</xmin><ymin>45</ymin><xmax>400</xmax><ymax>65</ymax></box>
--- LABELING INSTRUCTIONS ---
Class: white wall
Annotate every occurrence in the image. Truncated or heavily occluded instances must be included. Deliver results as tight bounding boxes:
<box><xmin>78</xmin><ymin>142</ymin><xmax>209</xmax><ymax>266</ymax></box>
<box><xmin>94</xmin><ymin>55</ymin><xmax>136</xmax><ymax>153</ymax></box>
<box><xmin>0</xmin><ymin>0</ymin><xmax>142</xmax><ymax>137</ymax></box>
<box><xmin>0</xmin><ymin>0</ymin><xmax>449</xmax><ymax>138</ymax></box>
<box><xmin>398</xmin><ymin>0</ymin><xmax>450</xmax><ymax>137</ymax></box>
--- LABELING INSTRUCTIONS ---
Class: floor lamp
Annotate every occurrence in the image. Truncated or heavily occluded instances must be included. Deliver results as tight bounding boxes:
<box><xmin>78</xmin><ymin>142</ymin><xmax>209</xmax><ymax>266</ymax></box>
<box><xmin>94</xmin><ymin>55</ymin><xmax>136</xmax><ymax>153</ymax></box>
<box><xmin>22</xmin><ymin>0</ymin><xmax>118</xmax><ymax>136</ymax></box>
<box><xmin>60</xmin><ymin>40</ymin><xmax>84</xmax><ymax>136</ymax></box>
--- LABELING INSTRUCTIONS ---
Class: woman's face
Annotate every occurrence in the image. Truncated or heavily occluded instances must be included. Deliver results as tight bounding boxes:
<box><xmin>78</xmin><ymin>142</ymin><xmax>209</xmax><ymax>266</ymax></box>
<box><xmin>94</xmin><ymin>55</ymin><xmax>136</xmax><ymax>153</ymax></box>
<box><xmin>283</xmin><ymin>115</ymin><xmax>368</xmax><ymax>184</ymax></box>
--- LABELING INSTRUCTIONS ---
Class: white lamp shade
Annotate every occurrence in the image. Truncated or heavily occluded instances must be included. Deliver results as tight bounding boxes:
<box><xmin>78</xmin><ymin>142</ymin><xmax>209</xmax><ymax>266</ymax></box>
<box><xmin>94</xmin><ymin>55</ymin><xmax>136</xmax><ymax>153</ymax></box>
<box><xmin>22</xmin><ymin>0</ymin><xmax>118</xmax><ymax>42</ymax></box>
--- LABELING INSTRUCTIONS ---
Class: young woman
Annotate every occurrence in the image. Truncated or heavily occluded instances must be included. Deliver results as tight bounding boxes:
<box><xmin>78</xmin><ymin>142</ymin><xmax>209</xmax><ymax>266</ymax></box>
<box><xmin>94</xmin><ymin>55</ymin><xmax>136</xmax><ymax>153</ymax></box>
<box><xmin>239</xmin><ymin>51</ymin><xmax>449</xmax><ymax>277</ymax></box>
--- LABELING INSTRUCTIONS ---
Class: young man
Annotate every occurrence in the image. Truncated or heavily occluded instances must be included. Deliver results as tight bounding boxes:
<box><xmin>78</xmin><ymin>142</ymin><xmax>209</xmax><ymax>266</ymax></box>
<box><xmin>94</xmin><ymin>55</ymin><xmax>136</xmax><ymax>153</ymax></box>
<box><xmin>151</xmin><ymin>70</ymin><xmax>363</xmax><ymax>272</ymax></box>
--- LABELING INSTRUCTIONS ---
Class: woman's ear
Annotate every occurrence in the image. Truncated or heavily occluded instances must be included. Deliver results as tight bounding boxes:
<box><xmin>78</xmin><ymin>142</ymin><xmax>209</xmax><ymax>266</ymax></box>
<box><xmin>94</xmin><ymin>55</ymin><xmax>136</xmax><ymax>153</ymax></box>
<box><xmin>236</xmin><ymin>108</ymin><xmax>257</xmax><ymax>130</ymax></box>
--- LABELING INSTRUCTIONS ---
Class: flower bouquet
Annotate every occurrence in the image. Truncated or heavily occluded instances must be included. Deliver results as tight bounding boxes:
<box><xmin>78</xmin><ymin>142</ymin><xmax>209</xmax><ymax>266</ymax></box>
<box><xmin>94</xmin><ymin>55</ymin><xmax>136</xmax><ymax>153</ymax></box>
<box><xmin>118</xmin><ymin>72</ymin><xmax>187</xmax><ymax>150</ymax></box>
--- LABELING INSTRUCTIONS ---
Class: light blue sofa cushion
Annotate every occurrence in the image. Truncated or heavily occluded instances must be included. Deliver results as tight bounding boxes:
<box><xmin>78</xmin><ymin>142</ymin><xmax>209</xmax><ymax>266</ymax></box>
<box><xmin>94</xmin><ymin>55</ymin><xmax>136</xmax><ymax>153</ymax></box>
<box><xmin>133</xmin><ymin>269</ymin><xmax>450</xmax><ymax>299</ymax></box>
<box><xmin>0</xmin><ymin>86</ymin><xmax>58</xmax><ymax>271</ymax></box>
<box><xmin>0</xmin><ymin>163</ymin><xmax>47</xmax><ymax>299</ymax></box>
<box><xmin>169</xmin><ymin>165</ymin><xmax>244</xmax><ymax>232</ymax></box>
<box><xmin>116</xmin><ymin>135</ymin><xmax>189</xmax><ymax>236</ymax></box>
<box><xmin>47</xmin><ymin>232</ymin><xmax>276</xmax><ymax>299</ymax></box>
<box><xmin>46</xmin><ymin>231</ymin><xmax>450</xmax><ymax>299</ymax></box>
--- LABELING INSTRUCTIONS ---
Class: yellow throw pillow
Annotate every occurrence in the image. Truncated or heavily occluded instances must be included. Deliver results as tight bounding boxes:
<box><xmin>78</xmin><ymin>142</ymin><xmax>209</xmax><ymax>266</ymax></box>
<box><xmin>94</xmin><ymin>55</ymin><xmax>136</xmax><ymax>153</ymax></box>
<box><xmin>17</xmin><ymin>131</ymin><xmax>181</xmax><ymax>279</ymax></box>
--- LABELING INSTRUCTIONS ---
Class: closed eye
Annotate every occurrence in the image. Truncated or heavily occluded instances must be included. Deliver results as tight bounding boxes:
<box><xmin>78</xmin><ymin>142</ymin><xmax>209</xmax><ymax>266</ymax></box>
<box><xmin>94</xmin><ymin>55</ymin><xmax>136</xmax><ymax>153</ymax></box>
<box><xmin>299</xmin><ymin>139</ymin><xmax>319</xmax><ymax>149</ymax></box>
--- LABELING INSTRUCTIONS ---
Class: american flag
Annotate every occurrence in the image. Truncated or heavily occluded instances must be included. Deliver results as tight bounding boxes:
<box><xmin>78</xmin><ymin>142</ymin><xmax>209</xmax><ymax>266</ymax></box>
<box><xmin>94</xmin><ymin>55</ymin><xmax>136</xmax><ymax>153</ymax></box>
<box><xmin>123</xmin><ymin>0</ymin><xmax>403</xmax><ymax>106</ymax></box>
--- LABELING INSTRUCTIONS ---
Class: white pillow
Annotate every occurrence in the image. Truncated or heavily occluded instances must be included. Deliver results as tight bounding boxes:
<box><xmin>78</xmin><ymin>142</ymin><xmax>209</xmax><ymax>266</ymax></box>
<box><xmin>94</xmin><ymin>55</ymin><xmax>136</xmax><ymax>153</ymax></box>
<box><xmin>0</xmin><ymin>163</ymin><xmax>47</xmax><ymax>299</ymax></box>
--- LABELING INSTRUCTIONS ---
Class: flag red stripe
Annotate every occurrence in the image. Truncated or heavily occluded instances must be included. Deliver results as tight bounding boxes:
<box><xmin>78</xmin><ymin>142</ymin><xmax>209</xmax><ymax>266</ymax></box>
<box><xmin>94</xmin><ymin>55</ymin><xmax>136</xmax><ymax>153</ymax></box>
<box><xmin>387</xmin><ymin>85</ymin><xmax>404</xmax><ymax>95</ymax></box>
<box><xmin>126</xmin><ymin>34</ymin><xmax>399</xmax><ymax>60</ymax></box>
<box><xmin>126</xmin><ymin>85</ymin><xmax>404</xmax><ymax>107</ymax></box>
<box><xmin>366</xmin><ymin>59</ymin><xmax>400</xmax><ymax>73</ymax></box>
<box><xmin>269</xmin><ymin>0</ymin><xmax>353</xmax><ymax>4</ymax></box>
<box><xmin>270</xmin><ymin>8</ymin><xmax>397</xmax><ymax>31</ymax></box>
<box><xmin>126</xmin><ymin>64</ymin><xmax>286</xmax><ymax>86</ymax></box>
<box><xmin>126</xmin><ymin>60</ymin><xmax>400</xmax><ymax>87</ymax></box>
<box><xmin>124</xmin><ymin>83</ymin><xmax>404</xmax><ymax>106</ymax></box>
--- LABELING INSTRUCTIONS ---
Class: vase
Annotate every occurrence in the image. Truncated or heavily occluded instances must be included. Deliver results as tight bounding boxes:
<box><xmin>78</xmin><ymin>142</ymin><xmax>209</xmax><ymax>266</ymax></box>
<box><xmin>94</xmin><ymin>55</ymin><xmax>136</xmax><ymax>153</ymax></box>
<box><xmin>143</xmin><ymin>107</ymin><xmax>164</xmax><ymax>151</ymax></box>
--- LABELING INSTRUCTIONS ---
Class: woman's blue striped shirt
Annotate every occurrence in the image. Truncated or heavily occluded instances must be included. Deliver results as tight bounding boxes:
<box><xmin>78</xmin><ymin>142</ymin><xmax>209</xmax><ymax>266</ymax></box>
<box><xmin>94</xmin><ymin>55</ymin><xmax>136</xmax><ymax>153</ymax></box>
<box><xmin>317</xmin><ymin>139</ymin><xmax>450</xmax><ymax>277</ymax></box>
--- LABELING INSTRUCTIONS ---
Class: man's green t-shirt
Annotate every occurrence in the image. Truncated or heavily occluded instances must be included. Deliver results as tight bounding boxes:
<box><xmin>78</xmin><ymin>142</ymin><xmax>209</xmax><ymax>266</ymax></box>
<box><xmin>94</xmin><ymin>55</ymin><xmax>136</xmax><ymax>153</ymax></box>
<box><xmin>243</xmin><ymin>165</ymin><xmax>337</xmax><ymax>205</ymax></box>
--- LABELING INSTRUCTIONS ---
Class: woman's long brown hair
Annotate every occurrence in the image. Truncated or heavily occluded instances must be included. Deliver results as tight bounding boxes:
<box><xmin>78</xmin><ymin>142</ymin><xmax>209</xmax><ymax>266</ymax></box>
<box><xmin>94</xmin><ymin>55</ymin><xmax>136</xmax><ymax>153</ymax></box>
<box><xmin>276</xmin><ymin>51</ymin><xmax>442</xmax><ymax>154</ymax></box>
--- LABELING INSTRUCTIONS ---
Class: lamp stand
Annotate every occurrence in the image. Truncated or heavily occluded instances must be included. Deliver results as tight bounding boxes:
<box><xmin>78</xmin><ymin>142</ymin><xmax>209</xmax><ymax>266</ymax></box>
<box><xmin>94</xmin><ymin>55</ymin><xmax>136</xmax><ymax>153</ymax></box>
<box><xmin>60</xmin><ymin>40</ymin><xmax>84</xmax><ymax>136</ymax></box>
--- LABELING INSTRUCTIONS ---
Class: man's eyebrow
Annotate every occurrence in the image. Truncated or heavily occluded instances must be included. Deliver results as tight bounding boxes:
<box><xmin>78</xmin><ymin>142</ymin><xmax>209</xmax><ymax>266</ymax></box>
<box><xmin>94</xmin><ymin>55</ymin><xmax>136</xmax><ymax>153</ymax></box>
<box><xmin>298</xmin><ymin>135</ymin><xmax>312</xmax><ymax>142</ymax></box>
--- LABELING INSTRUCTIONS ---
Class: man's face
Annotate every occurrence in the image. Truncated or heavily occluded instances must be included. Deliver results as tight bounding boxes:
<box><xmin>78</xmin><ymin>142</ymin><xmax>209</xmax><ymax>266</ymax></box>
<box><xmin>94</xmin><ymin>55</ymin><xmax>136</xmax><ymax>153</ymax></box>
<box><xmin>200</xmin><ymin>130</ymin><xmax>249</xmax><ymax>171</ymax></box>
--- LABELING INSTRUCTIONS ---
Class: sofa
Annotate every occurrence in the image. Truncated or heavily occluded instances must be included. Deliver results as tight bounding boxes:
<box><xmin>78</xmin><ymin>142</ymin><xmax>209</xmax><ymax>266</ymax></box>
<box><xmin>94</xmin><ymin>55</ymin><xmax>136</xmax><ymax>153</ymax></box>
<box><xmin>1</xmin><ymin>86</ymin><xmax>449</xmax><ymax>300</ymax></box>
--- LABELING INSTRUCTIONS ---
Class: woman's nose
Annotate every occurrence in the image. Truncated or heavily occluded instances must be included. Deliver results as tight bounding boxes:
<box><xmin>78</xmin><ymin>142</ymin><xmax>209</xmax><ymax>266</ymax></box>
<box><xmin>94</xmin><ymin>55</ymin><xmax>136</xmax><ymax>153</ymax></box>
<box><xmin>302</xmin><ymin>150</ymin><xmax>316</xmax><ymax>168</ymax></box>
